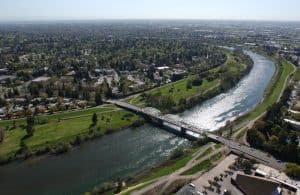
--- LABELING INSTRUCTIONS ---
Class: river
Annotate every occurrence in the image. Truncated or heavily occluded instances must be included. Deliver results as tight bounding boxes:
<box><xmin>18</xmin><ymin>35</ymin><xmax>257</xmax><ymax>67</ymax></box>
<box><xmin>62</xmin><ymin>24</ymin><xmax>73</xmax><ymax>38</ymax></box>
<box><xmin>180</xmin><ymin>51</ymin><xmax>276</xmax><ymax>130</ymax></box>
<box><xmin>0</xmin><ymin>51</ymin><xmax>275</xmax><ymax>195</ymax></box>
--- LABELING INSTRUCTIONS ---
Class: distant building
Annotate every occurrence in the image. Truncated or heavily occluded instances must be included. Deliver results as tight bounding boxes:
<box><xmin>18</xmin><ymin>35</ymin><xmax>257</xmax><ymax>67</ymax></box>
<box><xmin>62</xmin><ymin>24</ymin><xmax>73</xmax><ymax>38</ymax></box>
<box><xmin>0</xmin><ymin>68</ymin><xmax>8</xmax><ymax>75</ymax></box>
<box><xmin>32</xmin><ymin>76</ymin><xmax>50</xmax><ymax>82</ymax></box>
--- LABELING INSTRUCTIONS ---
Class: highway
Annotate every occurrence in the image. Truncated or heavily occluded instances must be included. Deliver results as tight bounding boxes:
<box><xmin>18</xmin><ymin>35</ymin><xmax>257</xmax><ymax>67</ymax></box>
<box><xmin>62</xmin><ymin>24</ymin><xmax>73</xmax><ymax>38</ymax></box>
<box><xmin>107</xmin><ymin>100</ymin><xmax>284</xmax><ymax>170</ymax></box>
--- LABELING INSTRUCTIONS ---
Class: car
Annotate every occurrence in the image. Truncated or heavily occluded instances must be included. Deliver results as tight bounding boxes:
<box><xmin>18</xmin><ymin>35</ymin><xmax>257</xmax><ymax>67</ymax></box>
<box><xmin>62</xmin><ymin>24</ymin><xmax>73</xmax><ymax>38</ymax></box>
<box><xmin>189</xmin><ymin>183</ymin><xmax>195</xmax><ymax>188</ymax></box>
<box><xmin>196</xmin><ymin>191</ymin><xmax>204</xmax><ymax>195</ymax></box>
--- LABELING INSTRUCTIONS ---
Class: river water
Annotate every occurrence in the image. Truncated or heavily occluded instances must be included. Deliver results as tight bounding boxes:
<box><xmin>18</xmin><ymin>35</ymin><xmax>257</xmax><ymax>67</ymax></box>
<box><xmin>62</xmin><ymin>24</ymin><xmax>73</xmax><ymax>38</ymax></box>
<box><xmin>0</xmin><ymin>51</ymin><xmax>275</xmax><ymax>195</ymax></box>
<box><xmin>180</xmin><ymin>51</ymin><xmax>275</xmax><ymax>130</ymax></box>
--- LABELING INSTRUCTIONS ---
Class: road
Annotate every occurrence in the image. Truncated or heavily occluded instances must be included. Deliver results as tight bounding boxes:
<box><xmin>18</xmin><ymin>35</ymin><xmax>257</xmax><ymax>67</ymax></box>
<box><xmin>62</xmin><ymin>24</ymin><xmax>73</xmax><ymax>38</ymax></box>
<box><xmin>208</xmin><ymin>134</ymin><xmax>284</xmax><ymax>170</ymax></box>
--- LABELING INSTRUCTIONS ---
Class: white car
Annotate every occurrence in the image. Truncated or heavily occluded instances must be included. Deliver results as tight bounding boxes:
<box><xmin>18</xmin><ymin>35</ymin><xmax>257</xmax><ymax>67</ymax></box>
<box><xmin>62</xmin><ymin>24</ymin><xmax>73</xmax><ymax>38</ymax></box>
<box><xmin>189</xmin><ymin>183</ymin><xmax>195</xmax><ymax>188</ymax></box>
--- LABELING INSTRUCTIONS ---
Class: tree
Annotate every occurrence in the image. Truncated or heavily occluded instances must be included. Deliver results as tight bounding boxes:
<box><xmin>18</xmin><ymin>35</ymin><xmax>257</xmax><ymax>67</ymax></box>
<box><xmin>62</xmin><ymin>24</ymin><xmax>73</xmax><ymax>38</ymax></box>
<box><xmin>186</xmin><ymin>80</ymin><xmax>192</xmax><ymax>90</ymax></box>
<box><xmin>0</xmin><ymin>128</ymin><xmax>5</xmax><ymax>143</ymax></box>
<box><xmin>285</xmin><ymin>163</ymin><xmax>300</xmax><ymax>178</ymax></box>
<box><xmin>247</xmin><ymin>128</ymin><xmax>265</xmax><ymax>148</ymax></box>
<box><xmin>92</xmin><ymin>113</ymin><xmax>98</xmax><ymax>126</ymax></box>
<box><xmin>26</xmin><ymin>116</ymin><xmax>35</xmax><ymax>136</ymax></box>
<box><xmin>95</xmin><ymin>92</ymin><xmax>103</xmax><ymax>106</ymax></box>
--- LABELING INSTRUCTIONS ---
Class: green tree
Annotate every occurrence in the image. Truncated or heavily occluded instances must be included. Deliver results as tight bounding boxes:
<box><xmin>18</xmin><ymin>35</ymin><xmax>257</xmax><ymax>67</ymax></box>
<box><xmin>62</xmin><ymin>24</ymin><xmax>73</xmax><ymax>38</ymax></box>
<box><xmin>186</xmin><ymin>80</ymin><xmax>192</xmax><ymax>90</ymax></box>
<box><xmin>247</xmin><ymin>128</ymin><xmax>265</xmax><ymax>148</ymax></box>
<box><xmin>92</xmin><ymin>113</ymin><xmax>98</xmax><ymax>126</ymax></box>
<box><xmin>95</xmin><ymin>92</ymin><xmax>103</xmax><ymax>106</ymax></box>
<box><xmin>26</xmin><ymin>116</ymin><xmax>35</xmax><ymax>136</ymax></box>
<box><xmin>0</xmin><ymin>128</ymin><xmax>5</xmax><ymax>143</ymax></box>
<box><xmin>285</xmin><ymin>163</ymin><xmax>300</xmax><ymax>178</ymax></box>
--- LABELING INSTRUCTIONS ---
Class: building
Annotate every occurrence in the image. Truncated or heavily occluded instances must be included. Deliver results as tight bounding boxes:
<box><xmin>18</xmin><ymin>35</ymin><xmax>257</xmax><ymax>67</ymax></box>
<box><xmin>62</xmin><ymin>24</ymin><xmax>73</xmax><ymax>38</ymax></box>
<box><xmin>232</xmin><ymin>172</ymin><xmax>282</xmax><ymax>195</ymax></box>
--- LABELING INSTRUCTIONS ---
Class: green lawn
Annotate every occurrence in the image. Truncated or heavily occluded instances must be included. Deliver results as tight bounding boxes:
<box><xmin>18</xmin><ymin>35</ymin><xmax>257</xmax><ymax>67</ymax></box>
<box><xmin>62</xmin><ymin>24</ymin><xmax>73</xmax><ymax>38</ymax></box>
<box><xmin>0</xmin><ymin>104</ymin><xmax>141</xmax><ymax>162</ymax></box>
<box><xmin>196</xmin><ymin>147</ymin><xmax>213</xmax><ymax>160</ymax></box>
<box><xmin>291</xmin><ymin>112</ymin><xmax>300</xmax><ymax>121</ymax></box>
<box><xmin>128</xmin><ymin>76</ymin><xmax>220</xmax><ymax>107</ymax></box>
<box><xmin>181</xmin><ymin>152</ymin><xmax>223</xmax><ymax>176</ymax></box>
<box><xmin>181</xmin><ymin>159</ymin><xmax>212</xmax><ymax>175</ymax></box>
<box><xmin>293</xmin><ymin>67</ymin><xmax>300</xmax><ymax>81</ymax></box>
<box><xmin>121</xmin><ymin>180</ymin><xmax>157</xmax><ymax>195</ymax></box>
<box><xmin>0</xmin><ymin>104</ymin><xmax>117</xmax><ymax>128</ymax></box>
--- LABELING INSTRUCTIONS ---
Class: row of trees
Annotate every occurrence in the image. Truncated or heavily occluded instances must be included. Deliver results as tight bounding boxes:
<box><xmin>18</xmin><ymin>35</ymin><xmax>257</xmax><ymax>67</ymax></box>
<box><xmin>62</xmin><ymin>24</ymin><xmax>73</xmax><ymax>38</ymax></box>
<box><xmin>247</xmin><ymin>86</ymin><xmax>300</xmax><ymax>164</ymax></box>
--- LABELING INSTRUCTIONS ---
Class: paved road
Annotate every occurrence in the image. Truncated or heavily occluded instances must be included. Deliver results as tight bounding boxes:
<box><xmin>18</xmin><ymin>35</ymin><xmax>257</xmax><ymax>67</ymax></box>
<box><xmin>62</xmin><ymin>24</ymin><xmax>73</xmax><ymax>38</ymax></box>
<box><xmin>208</xmin><ymin>134</ymin><xmax>284</xmax><ymax>170</ymax></box>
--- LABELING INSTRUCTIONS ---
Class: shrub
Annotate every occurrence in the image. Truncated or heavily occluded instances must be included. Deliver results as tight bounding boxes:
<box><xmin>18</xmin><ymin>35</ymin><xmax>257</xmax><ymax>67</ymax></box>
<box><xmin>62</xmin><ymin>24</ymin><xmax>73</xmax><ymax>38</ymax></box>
<box><xmin>170</xmin><ymin>147</ymin><xmax>184</xmax><ymax>160</ymax></box>
<box><xmin>285</xmin><ymin>163</ymin><xmax>300</xmax><ymax>178</ymax></box>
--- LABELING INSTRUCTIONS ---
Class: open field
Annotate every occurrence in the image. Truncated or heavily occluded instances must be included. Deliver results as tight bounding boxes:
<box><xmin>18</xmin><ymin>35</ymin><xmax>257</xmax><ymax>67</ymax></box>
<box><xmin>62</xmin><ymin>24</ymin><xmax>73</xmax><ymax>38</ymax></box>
<box><xmin>293</xmin><ymin>67</ymin><xmax>300</xmax><ymax>81</ymax></box>
<box><xmin>0</xmin><ymin>104</ymin><xmax>141</xmax><ymax>162</ymax></box>
<box><xmin>181</xmin><ymin>152</ymin><xmax>223</xmax><ymax>176</ymax></box>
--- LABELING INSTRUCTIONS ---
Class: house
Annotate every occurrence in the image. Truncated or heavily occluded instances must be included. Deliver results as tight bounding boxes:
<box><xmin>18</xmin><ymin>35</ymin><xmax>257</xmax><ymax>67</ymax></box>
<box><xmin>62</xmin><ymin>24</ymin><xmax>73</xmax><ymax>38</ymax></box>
<box><xmin>32</xmin><ymin>76</ymin><xmax>50</xmax><ymax>82</ymax></box>
<box><xmin>0</xmin><ymin>68</ymin><xmax>8</xmax><ymax>75</ymax></box>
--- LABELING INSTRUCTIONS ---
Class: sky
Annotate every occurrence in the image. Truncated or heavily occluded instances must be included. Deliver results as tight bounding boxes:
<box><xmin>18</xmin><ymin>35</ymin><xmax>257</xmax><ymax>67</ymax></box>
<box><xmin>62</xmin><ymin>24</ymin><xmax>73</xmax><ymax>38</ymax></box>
<box><xmin>0</xmin><ymin>0</ymin><xmax>300</xmax><ymax>22</ymax></box>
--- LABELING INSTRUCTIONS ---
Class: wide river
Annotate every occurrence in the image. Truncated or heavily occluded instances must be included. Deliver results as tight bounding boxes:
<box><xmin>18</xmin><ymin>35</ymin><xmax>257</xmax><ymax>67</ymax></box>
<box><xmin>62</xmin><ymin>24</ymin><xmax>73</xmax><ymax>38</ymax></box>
<box><xmin>0</xmin><ymin>51</ymin><xmax>275</xmax><ymax>195</ymax></box>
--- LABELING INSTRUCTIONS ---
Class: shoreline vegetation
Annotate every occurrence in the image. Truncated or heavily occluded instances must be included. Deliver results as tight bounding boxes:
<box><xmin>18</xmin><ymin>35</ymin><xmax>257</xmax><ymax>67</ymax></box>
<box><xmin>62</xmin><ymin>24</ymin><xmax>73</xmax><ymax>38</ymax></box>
<box><xmin>126</xmin><ymin>49</ymin><xmax>253</xmax><ymax>114</ymax></box>
<box><xmin>0</xmin><ymin>104</ymin><xmax>144</xmax><ymax>164</ymax></box>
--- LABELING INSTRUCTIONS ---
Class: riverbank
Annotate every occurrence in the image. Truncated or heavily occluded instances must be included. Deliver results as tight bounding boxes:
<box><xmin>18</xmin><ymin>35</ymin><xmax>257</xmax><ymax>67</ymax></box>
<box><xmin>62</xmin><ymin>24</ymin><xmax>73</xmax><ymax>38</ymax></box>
<box><xmin>0</xmin><ymin>104</ymin><xmax>143</xmax><ymax>164</ymax></box>
<box><xmin>87</xmin><ymin>141</ymin><xmax>225</xmax><ymax>195</ymax></box>
<box><xmin>228</xmin><ymin>58</ymin><xmax>295</xmax><ymax>138</ymax></box>
<box><xmin>126</xmin><ymin>50</ymin><xmax>253</xmax><ymax>114</ymax></box>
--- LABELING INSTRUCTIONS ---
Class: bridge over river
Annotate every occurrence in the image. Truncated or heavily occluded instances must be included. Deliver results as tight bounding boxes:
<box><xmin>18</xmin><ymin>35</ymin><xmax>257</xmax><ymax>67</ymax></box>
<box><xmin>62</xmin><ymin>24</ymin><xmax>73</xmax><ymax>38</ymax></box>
<box><xmin>108</xmin><ymin>100</ymin><xmax>284</xmax><ymax>170</ymax></box>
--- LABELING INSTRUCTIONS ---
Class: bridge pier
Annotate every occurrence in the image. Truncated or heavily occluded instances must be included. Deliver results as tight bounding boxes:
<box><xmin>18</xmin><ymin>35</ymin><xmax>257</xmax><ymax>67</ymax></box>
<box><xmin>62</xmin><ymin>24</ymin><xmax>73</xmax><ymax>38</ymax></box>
<box><xmin>181</xmin><ymin>127</ymin><xmax>187</xmax><ymax>136</ymax></box>
<box><xmin>143</xmin><ymin>115</ymin><xmax>164</xmax><ymax>127</ymax></box>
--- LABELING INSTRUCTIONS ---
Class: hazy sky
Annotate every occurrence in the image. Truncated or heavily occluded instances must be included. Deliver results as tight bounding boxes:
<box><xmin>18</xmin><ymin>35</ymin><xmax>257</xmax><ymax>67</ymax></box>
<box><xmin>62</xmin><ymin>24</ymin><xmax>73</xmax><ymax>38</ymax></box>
<box><xmin>1</xmin><ymin>0</ymin><xmax>300</xmax><ymax>21</ymax></box>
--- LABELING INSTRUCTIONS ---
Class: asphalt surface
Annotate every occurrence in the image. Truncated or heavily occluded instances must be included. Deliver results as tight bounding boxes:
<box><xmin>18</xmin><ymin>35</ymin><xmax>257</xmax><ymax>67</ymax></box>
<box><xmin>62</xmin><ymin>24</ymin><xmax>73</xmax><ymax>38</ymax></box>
<box><xmin>176</xmin><ymin>185</ymin><xmax>201</xmax><ymax>195</ymax></box>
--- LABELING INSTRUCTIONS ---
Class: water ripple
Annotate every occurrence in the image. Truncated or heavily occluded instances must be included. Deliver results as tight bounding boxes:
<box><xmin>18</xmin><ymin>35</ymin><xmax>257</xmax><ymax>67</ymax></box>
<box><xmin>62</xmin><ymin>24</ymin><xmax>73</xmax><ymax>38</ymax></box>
<box><xmin>179</xmin><ymin>51</ymin><xmax>275</xmax><ymax>131</ymax></box>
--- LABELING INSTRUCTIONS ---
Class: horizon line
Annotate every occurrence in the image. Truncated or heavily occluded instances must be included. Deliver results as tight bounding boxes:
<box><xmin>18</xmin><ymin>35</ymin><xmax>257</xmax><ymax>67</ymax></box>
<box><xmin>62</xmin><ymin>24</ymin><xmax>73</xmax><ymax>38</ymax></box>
<box><xmin>0</xmin><ymin>18</ymin><xmax>300</xmax><ymax>24</ymax></box>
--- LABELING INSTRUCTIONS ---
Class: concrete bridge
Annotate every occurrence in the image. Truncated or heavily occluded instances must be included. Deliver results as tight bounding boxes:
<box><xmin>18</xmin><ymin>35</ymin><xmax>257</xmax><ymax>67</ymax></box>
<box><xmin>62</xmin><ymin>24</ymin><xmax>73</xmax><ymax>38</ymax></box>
<box><xmin>107</xmin><ymin>100</ymin><xmax>284</xmax><ymax>170</ymax></box>
<box><xmin>107</xmin><ymin>100</ymin><xmax>204</xmax><ymax>139</ymax></box>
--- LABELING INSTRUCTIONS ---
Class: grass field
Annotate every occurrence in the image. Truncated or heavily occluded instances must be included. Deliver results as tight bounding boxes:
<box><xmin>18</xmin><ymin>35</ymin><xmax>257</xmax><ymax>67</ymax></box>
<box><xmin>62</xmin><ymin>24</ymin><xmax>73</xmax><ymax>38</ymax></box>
<box><xmin>128</xmin><ymin>76</ymin><xmax>220</xmax><ymax>107</ymax></box>
<box><xmin>0</xmin><ymin>104</ymin><xmax>141</xmax><ymax>162</ymax></box>
<box><xmin>181</xmin><ymin>159</ymin><xmax>212</xmax><ymax>175</ymax></box>
<box><xmin>135</xmin><ymin>147</ymin><xmax>200</xmax><ymax>183</ymax></box>
<box><xmin>181</xmin><ymin>152</ymin><xmax>223</xmax><ymax>176</ymax></box>
<box><xmin>196</xmin><ymin>147</ymin><xmax>213</xmax><ymax>160</ymax></box>
<box><xmin>293</xmin><ymin>67</ymin><xmax>300</xmax><ymax>81</ymax></box>
<box><xmin>127</xmin><ymin>51</ymin><xmax>249</xmax><ymax>108</ymax></box>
